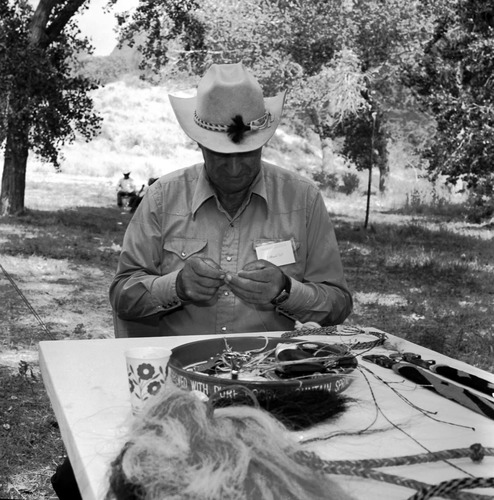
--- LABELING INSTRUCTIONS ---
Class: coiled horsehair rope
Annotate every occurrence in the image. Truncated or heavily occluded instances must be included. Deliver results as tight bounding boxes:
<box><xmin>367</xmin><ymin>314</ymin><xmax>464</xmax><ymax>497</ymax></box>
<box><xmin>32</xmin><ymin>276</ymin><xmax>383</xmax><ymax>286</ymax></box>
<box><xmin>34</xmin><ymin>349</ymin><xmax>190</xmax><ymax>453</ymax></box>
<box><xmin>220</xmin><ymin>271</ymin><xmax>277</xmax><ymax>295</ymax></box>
<box><xmin>295</xmin><ymin>445</ymin><xmax>494</xmax><ymax>500</ymax></box>
<box><xmin>281</xmin><ymin>325</ymin><xmax>386</xmax><ymax>351</ymax></box>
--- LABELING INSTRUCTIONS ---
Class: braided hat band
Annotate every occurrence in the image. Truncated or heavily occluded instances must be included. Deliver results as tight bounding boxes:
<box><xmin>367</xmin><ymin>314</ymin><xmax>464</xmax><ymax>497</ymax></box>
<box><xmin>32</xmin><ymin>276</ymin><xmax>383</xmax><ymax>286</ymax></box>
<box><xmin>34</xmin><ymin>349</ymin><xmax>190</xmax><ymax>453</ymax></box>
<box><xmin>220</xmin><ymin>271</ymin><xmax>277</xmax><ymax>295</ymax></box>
<box><xmin>193</xmin><ymin>110</ymin><xmax>274</xmax><ymax>133</ymax></box>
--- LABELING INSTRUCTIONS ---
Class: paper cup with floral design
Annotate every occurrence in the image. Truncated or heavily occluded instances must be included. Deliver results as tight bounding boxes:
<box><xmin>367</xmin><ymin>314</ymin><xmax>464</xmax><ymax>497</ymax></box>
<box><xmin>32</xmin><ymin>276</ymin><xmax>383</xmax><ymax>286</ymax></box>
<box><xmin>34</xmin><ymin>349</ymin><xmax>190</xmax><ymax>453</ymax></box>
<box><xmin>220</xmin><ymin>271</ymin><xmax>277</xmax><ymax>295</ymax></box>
<box><xmin>125</xmin><ymin>347</ymin><xmax>171</xmax><ymax>415</ymax></box>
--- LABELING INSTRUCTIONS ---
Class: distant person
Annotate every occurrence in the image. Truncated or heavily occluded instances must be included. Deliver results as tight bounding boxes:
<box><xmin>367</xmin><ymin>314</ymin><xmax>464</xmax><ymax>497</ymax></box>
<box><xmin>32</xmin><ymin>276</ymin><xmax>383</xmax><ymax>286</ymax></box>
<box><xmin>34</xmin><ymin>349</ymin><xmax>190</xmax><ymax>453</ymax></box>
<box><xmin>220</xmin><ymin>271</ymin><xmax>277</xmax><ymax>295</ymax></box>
<box><xmin>110</xmin><ymin>62</ymin><xmax>352</xmax><ymax>336</ymax></box>
<box><xmin>116</xmin><ymin>172</ymin><xmax>137</xmax><ymax>208</ymax></box>
<box><xmin>129</xmin><ymin>177</ymin><xmax>158</xmax><ymax>213</ymax></box>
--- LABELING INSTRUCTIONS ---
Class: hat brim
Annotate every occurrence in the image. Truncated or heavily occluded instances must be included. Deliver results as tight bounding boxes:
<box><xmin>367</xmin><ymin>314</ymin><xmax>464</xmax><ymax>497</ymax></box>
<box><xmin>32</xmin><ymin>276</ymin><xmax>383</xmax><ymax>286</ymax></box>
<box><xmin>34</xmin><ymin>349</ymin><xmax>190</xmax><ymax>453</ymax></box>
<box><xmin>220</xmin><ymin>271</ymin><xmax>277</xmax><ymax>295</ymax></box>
<box><xmin>169</xmin><ymin>91</ymin><xmax>286</xmax><ymax>153</ymax></box>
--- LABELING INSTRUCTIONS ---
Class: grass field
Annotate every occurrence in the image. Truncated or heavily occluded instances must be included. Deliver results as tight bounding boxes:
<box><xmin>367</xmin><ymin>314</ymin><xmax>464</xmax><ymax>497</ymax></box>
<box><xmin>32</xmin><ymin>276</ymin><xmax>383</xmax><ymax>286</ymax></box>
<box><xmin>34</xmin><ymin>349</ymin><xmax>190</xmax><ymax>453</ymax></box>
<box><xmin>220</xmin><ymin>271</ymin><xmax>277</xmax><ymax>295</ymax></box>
<box><xmin>1</xmin><ymin>80</ymin><xmax>493</xmax><ymax>499</ymax></box>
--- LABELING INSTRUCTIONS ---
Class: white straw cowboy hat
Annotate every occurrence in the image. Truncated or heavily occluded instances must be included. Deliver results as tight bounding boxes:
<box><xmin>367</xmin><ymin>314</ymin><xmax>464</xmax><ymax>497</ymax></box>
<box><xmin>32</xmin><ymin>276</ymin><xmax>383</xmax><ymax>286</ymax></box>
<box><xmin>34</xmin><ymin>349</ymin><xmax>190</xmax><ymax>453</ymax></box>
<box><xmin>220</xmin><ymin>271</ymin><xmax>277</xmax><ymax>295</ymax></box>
<box><xmin>169</xmin><ymin>62</ymin><xmax>286</xmax><ymax>153</ymax></box>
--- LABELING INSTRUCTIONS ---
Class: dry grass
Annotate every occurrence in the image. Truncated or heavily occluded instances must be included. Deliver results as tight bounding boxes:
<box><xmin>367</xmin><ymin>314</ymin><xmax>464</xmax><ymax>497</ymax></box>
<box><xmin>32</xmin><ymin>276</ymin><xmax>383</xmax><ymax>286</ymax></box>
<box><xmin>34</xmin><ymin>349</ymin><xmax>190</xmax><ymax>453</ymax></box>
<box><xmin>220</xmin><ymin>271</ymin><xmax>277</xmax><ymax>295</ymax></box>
<box><xmin>0</xmin><ymin>364</ymin><xmax>64</xmax><ymax>500</ymax></box>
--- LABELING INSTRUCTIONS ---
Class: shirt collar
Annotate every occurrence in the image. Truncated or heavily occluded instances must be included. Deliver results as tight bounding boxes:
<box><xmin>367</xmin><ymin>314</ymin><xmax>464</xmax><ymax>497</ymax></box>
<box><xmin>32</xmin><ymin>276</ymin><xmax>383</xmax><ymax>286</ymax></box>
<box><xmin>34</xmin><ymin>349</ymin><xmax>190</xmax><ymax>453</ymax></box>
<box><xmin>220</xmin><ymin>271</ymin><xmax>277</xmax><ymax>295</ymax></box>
<box><xmin>191</xmin><ymin>163</ymin><xmax>268</xmax><ymax>217</ymax></box>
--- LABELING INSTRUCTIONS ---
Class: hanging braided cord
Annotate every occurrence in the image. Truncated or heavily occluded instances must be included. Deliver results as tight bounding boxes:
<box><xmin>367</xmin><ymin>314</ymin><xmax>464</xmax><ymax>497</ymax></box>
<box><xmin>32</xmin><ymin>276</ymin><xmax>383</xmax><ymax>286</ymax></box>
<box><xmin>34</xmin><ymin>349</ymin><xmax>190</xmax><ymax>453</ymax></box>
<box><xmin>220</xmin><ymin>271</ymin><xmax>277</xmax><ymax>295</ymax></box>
<box><xmin>409</xmin><ymin>477</ymin><xmax>494</xmax><ymax>500</ymax></box>
<box><xmin>0</xmin><ymin>263</ymin><xmax>55</xmax><ymax>340</ymax></box>
<box><xmin>295</xmin><ymin>447</ymin><xmax>494</xmax><ymax>500</ymax></box>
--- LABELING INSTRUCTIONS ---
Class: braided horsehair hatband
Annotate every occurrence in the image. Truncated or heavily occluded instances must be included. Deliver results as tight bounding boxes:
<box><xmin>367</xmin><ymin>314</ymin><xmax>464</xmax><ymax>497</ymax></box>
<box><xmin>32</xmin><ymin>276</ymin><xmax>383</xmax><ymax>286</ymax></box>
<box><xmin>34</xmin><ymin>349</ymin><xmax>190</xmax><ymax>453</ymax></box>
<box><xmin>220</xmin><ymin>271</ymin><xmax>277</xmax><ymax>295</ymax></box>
<box><xmin>193</xmin><ymin>110</ymin><xmax>274</xmax><ymax>133</ymax></box>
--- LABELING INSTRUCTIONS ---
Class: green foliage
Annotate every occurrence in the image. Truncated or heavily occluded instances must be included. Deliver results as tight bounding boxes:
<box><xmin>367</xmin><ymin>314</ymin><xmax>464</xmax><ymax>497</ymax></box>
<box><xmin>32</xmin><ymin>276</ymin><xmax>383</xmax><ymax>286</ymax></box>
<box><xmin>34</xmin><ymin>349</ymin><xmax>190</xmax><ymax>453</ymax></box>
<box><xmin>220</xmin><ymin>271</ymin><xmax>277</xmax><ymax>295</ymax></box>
<box><xmin>466</xmin><ymin>188</ymin><xmax>494</xmax><ymax>224</ymax></box>
<box><xmin>399</xmin><ymin>187</ymin><xmax>466</xmax><ymax>218</ymax></box>
<box><xmin>331</xmin><ymin>102</ymin><xmax>389</xmax><ymax>188</ymax></box>
<box><xmin>310</xmin><ymin>170</ymin><xmax>360</xmax><ymax>196</ymax></box>
<box><xmin>112</xmin><ymin>0</ymin><xmax>430</xmax><ymax>175</ymax></box>
<box><xmin>78</xmin><ymin>53</ymin><xmax>140</xmax><ymax>85</ymax></box>
<box><xmin>112</xmin><ymin>0</ymin><xmax>206</xmax><ymax>75</ymax></box>
<box><xmin>290</xmin><ymin>49</ymin><xmax>371</xmax><ymax>134</ymax></box>
<box><xmin>340</xmin><ymin>171</ymin><xmax>360</xmax><ymax>195</ymax></box>
<box><xmin>0</xmin><ymin>0</ymin><xmax>102</xmax><ymax>167</ymax></box>
<box><xmin>403</xmin><ymin>0</ymin><xmax>494</xmax><ymax>218</ymax></box>
<box><xmin>311</xmin><ymin>170</ymin><xmax>339</xmax><ymax>191</ymax></box>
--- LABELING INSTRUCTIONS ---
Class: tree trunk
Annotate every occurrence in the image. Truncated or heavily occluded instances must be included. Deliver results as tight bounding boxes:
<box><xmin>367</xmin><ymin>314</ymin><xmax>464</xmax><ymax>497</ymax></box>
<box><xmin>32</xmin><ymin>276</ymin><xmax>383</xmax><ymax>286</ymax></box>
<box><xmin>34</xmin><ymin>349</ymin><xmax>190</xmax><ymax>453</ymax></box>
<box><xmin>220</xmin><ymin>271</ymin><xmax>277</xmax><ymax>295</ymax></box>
<box><xmin>0</xmin><ymin>124</ymin><xmax>29</xmax><ymax>216</ymax></box>
<box><xmin>320</xmin><ymin>136</ymin><xmax>337</xmax><ymax>173</ymax></box>
<box><xmin>377</xmin><ymin>142</ymin><xmax>389</xmax><ymax>193</ymax></box>
<box><xmin>319</xmin><ymin>122</ymin><xmax>338</xmax><ymax>175</ymax></box>
<box><xmin>0</xmin><ymin>0</ymin><xmax>85</xmax><ymax>216</ymax></box>
<box><xmin>378</xmin><ymin>158</ymin><xmax>389</xmax><ymax>192</ymax></box>
<box><xmin>30</xmin><ymin>0</ymin><xmax>57</xmax><ymax>47</ymax></box>
<box><xmin>373</xmin><ymin>111</ymin><xmax>389</xmax><ymax>193</ymax></box>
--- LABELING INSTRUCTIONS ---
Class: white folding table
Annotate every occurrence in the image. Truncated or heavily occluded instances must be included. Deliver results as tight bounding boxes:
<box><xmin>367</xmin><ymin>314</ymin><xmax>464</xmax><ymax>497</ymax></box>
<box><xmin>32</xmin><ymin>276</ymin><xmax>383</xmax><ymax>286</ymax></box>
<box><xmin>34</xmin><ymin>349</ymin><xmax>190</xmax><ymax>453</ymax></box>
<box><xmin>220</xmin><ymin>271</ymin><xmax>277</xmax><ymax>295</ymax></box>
<box><xmin>39</xmin><ymin>330</ymin><xmax>494</xmax><ymax>500</ymax></box>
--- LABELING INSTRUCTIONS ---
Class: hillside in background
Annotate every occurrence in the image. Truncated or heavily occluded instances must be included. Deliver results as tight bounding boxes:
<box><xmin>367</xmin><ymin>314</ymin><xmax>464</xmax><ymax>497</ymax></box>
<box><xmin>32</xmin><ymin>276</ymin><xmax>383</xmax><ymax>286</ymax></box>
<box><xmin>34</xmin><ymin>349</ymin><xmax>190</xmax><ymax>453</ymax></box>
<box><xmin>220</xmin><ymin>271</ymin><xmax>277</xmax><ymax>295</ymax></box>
<box><xmin>1</xmin><ymin>57</ymin><xmax>467</xmax><ymax>221</ymax></box>
<box><xmin>21</xmin><ymin>76</ymin><xmax>464</xmax><ymax>216</ymax></box>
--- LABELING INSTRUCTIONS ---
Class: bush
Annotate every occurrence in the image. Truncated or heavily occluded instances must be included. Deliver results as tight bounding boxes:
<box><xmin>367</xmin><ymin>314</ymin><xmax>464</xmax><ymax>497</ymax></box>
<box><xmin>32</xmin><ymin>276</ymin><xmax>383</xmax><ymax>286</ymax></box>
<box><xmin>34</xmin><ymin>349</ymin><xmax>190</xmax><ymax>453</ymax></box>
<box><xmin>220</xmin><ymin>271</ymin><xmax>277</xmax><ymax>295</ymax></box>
<box><xmin>340</xmin><ymin>172</ymin><xmax>360</xmax><ymax>195</ymax></box>
<box><xmin>466</xmin><ymin>193</ymin><xmax>494</xmax><ymax>224</ymax></box>
<box><xmin>312</xmin><ymin>170</ymin><xmax>339</xmax><ymax>191</ymax></box>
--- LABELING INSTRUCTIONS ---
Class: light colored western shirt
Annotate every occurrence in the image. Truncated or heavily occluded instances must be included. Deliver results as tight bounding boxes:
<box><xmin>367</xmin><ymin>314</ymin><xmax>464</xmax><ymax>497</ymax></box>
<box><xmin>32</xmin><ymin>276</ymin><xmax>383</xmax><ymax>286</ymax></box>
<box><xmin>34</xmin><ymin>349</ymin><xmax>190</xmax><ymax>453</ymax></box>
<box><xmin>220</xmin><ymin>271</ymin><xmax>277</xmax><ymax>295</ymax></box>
<box><xmin>110</xmin><ymin>161</ymin><xmax>352</xmax><ymax>335</ymax></box>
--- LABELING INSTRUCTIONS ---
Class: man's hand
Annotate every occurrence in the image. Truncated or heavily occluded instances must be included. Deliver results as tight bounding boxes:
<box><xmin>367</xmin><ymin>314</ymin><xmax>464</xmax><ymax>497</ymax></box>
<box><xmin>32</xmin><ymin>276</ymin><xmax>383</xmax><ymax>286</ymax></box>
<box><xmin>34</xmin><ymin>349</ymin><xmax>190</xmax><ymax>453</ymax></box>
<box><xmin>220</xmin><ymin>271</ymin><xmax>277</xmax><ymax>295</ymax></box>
<box><xmin>225</xmin><ymin>260</ymin><xmax>285</xmax><ymax>305</ymax></box>
<box><xmin>176</xmin><ymin>257</ymin><xmax>225</xmax><ymax>302</ymax></box>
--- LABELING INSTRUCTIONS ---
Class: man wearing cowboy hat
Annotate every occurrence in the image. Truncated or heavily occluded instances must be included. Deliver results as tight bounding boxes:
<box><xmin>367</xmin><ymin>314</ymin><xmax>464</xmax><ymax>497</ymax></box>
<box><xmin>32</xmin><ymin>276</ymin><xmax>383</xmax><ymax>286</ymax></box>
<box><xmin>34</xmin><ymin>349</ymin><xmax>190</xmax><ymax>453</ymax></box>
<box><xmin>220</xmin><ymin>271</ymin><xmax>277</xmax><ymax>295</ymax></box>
<box><xmin>110</xmin><ymin>62</ymin><xmax>352</xmax><ymax>337</ymax></box>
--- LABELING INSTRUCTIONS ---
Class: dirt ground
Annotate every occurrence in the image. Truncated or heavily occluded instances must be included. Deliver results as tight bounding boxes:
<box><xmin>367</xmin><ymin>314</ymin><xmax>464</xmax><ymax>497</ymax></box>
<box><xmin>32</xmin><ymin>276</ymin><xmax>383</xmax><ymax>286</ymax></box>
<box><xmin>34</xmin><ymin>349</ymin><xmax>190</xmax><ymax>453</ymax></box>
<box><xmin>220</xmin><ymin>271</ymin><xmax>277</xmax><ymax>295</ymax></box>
<box><xmin>0</xmin><ymin>192</ymin><xmax>125</xmax><ymax>498</ymax></box>
<box><xmin>0</xmin><ymin>253</ymin><xmax>115</xmax><ymax>344</ymax></box>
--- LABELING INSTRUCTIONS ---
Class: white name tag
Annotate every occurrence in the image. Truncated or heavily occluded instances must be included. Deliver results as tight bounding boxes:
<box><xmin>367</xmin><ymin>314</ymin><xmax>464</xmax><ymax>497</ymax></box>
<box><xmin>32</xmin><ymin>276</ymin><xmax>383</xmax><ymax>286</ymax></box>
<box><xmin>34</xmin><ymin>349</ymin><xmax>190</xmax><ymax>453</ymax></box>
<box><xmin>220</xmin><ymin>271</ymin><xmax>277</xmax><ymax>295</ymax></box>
<box><xmin>255</xmin><ymin>240</ymin><xmax>296</xmax><ymax>266</ymax></box>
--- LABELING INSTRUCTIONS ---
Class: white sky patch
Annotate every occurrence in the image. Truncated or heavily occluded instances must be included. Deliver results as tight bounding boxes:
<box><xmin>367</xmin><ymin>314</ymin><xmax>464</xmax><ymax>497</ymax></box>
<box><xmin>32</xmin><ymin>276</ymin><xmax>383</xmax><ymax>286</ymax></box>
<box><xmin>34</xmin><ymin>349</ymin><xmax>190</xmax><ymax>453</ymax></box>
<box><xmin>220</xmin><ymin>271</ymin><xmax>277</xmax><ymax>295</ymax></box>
<box><xmin>28</xmin><ymin>0</ymin><xmax>137</xmax><ymax>56</ymax></box>
<box><xmin>75</xmin><ymin>0</ymin><xmax>137</xmax><ymax>55</ymax></box>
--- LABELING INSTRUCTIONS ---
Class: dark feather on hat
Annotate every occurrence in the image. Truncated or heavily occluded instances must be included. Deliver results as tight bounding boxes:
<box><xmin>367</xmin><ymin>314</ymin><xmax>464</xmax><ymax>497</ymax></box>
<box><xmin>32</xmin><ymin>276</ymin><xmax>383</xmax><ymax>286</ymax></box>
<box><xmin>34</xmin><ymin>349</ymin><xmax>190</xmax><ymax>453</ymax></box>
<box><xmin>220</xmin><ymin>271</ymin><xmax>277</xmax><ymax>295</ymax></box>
<box><xmin>227</xmin><ymin>115</ymin><xmax>251</xmax><ymax>143</ymax></box>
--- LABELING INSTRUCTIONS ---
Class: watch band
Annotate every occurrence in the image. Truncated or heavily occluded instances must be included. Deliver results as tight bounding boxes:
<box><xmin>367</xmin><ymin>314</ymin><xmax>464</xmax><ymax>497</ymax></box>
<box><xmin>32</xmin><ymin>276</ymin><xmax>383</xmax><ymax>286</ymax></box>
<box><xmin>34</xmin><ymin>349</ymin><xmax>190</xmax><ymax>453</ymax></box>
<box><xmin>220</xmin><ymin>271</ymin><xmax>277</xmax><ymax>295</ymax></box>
<box><xmin>271</xmin><ymin>273</ymin><xmax>291</xmax><ymax>306</ymax></box>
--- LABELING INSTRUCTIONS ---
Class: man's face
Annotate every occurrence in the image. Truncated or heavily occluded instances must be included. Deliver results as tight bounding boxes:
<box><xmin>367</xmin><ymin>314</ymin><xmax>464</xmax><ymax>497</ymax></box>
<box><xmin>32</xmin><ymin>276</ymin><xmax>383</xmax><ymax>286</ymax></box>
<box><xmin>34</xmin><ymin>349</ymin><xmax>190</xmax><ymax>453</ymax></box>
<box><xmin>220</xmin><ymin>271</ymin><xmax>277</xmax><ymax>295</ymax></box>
<box><xmin>201</xmin><ymin>146</ymin><xmax>262</xmax><ymax>195</ymax></box>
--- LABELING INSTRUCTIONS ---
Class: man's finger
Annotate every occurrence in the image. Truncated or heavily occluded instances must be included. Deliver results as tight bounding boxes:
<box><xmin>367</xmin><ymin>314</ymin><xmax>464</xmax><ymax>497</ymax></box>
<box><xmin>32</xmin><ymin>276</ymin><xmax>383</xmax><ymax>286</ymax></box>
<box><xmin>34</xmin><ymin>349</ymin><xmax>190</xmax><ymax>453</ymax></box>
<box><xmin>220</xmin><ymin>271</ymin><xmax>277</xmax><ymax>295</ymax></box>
<box><xmin>237</xmin><ymin>269</ymin><xmax>271</xmax><ymax>282</ymax></box>
<box><xmin>225</xmin><ymin>273</ymin><xmax>266</xmax><ymax>296</ymax></box>
<box><xmin>191</xmin><ymin>257</ymin><xmax>225</xmax><ymax>279</ymax></box>
<box><xmin>242</xmin><ymin>260</ymin><xmax>268</xmax><ymax>272</ymax></box>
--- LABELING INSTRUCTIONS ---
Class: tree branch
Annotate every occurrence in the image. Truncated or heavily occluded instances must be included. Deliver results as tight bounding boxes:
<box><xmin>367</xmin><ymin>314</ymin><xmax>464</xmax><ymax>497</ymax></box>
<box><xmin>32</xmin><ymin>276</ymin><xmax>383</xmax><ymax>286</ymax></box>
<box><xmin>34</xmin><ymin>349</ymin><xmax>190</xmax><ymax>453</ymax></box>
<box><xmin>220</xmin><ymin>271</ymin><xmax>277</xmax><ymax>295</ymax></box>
<box><xmin>29</xmin><ymin>0</ymin><xmax>58</xmax><ymax>47</ymax></box>
<box><xmin>45</xmin><ymin>0</ymin><xmax>87</xmax><ymax>45</ymax></box>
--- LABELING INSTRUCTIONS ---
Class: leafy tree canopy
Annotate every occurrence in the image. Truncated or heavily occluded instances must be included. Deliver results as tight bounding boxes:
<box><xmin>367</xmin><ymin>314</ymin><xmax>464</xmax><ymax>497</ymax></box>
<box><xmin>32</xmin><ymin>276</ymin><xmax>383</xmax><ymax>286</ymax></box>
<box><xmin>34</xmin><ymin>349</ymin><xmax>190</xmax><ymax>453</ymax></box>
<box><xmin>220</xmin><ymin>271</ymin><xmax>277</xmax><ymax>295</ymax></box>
<box><xmin>0</xmin><ymin>0</ymin><xmax>101</xmax><ymax>168</ymax></box>
<box><xmin>403</xmin><ymin>0</ymin><xmax>494</xmax><ymax>200</ymax></box>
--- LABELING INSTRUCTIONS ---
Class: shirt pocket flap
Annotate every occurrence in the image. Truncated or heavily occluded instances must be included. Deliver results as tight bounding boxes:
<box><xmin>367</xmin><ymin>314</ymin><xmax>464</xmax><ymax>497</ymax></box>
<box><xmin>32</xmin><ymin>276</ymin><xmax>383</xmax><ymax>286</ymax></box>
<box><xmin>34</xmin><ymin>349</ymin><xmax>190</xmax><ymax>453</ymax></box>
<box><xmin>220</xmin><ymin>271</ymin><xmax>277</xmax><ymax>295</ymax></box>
<box><xmin>164</xmin><ymin>238</ymin><xmax>208</xmax><ymax>260</ymax></box>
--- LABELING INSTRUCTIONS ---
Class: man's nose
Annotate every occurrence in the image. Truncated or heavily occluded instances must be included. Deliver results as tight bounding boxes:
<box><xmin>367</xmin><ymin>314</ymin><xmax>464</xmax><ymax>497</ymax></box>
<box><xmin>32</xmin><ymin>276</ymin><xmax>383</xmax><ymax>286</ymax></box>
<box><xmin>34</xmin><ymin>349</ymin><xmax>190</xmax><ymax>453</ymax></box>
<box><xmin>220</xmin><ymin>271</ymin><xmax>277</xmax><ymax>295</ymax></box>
<box><xmin>228</xmin><ymin>157</ymin><xmax>243</xmax><ymax>175</ymax></box>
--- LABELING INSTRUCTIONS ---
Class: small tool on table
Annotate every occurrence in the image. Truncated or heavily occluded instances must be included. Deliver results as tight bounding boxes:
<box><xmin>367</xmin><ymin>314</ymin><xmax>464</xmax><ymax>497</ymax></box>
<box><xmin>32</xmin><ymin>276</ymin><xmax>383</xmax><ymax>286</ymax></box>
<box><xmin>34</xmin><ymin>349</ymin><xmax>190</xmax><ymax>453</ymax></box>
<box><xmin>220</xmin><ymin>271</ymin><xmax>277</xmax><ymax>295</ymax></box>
<box><xmin>362</xmin><ymin>352</ymin><xmax>494</xmax><ymax>420</ymax></box>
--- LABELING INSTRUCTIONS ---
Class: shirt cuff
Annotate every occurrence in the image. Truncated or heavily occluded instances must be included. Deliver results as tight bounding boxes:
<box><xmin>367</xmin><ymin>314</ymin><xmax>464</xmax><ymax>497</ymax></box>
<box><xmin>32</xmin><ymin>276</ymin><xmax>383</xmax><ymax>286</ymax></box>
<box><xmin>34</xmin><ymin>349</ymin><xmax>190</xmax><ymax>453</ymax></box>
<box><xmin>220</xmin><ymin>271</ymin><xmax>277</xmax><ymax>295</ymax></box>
<box><xmin>150</xmin><ymin>270</ymin><xmax>183</xmax><ymax>311</ymax></box>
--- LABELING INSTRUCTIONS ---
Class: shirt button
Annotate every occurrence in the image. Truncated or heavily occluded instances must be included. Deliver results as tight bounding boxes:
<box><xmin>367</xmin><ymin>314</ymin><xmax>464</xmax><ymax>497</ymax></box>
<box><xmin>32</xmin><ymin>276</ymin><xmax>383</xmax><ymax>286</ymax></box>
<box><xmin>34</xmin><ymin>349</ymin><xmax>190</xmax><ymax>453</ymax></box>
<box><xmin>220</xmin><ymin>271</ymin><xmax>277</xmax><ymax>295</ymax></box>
<box><xmin>226</xmin><ymin>256</ymin><xmax>232</xmax><ymax>262</ymax></box>
<box><xmin>221</xmin><ymin>326</ymin><xmax>227</xmax><ymax>332</ymax></box>
<box><xmin>181</xmin><ymin>251</ymin><xmax>186</xmax><ymax>257</ymax></box>
<box><xmin>224</xmin><ymin>291</ymin><xmax>229</xmax><ymax>296</ymax></box>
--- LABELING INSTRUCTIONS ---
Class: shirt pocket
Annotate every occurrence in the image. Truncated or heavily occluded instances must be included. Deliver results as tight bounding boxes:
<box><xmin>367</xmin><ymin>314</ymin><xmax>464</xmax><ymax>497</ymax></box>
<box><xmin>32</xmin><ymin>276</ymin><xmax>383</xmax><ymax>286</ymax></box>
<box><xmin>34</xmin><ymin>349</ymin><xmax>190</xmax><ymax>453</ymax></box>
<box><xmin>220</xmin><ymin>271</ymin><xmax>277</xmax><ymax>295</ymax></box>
<box><xmin>252</xmin><ymin>237</ymin><xmax>304</xmax><ymax>279</ymax></box>
<box><xmin>162</xmin><ymin>237</ymin><xmax>208</xmax><ymax>272</ymax></box>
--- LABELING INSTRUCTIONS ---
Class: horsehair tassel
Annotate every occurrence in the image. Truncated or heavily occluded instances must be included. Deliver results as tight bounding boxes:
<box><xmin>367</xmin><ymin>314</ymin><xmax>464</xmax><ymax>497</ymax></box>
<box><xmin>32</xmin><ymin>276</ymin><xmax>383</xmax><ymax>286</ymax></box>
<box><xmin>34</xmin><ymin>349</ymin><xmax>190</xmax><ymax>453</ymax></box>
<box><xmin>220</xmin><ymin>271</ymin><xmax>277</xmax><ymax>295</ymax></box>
<box><xmin>211</xmin><ymin>388</ymin><xmax>350</xmax><ymax>431</ymax></box>
<box><xmin>227</xmin><ymin>115</ymin><xmax>251</xmax><ymax>143</ymax></box>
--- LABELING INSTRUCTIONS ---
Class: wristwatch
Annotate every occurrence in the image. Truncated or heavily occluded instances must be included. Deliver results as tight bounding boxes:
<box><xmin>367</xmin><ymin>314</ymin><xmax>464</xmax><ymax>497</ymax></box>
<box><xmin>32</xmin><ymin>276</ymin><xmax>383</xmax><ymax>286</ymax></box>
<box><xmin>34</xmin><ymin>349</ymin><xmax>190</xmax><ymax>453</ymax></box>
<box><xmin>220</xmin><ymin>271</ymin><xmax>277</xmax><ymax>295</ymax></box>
<box><xmin>271</xmin><ymin>273</ymin><xmax>291</xmax><ymax>306</ymax></box>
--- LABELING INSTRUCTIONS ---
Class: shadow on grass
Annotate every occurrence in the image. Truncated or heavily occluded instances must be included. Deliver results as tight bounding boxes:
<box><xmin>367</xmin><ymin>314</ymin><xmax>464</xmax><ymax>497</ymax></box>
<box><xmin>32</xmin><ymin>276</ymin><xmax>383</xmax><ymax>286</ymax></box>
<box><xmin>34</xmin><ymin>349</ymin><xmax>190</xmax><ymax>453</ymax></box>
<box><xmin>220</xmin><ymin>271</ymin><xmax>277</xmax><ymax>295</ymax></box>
<box><xmin>1</xmin><ymin>206</ymin><xmax>493</xmax><ymax>370</ymax></box>
<box><xmin>0</xmin><ymin>206</ymin><xmax>133</xmax><ymax>268</ymax></box>
<box><xmin>333</xmin><ymin>218</ymin><xmax>494</xmax><ymax>371</ymax></box>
